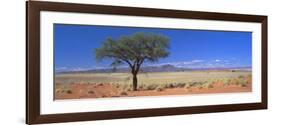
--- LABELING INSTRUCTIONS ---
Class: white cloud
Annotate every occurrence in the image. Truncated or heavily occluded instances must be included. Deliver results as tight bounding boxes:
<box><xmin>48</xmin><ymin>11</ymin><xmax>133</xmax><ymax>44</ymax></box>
<box><xmin>56</xmin><ymin>58</ymin><xmax>245</xmax><ymax>72</ymax></box>
<box><xmin>55</xmin><ymin>67</ymin><xmax>67</xmax><ymax>71</ymax></box>
<box><xmin>191</xmin><ymin>60</ymin><xmax>204</xmax><ymax>63</ymax></box>
<box><xmin>147</xmin><ymin>59</ymin><xmax>204</xmax><ymax>68</ymax></box>
<box><xmin>152</xmin><ymin>59</ymin><xmax>239</xmax><ymax>69</ymax></box>
<box><xmin>71</xmin><ymin>67</ymin><xmax>91</xmax><ymax>71</ymax></box>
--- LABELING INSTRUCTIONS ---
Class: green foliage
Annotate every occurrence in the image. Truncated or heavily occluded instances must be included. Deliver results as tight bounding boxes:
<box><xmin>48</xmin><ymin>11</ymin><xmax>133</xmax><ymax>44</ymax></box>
<box><xmin>95</xmin><ymin>32</ymin><xmax>170</xmax><ymax>68</ymax></box>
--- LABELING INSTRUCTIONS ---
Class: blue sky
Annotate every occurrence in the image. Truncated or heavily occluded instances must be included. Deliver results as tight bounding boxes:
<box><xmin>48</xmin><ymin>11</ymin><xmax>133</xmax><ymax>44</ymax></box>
<box><xmin>54</xmin><ymin>24</ymin><xmax>252</xmax><ymax>71</ymax></box>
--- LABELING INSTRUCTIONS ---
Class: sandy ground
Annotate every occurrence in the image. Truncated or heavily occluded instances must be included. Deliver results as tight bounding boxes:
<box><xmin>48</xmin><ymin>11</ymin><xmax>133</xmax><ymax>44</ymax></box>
<box><xmin>55</xmin><ymin>82</ymin><xmax>252</xmax><ymax>100</ymax></box>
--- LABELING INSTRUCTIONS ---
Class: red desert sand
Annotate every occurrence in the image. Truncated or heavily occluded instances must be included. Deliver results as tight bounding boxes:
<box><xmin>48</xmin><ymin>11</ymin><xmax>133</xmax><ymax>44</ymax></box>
<box><xmin>55</xmin><ymin>81</ymin><xmax>252</xmax><ymax>100</ymax></box>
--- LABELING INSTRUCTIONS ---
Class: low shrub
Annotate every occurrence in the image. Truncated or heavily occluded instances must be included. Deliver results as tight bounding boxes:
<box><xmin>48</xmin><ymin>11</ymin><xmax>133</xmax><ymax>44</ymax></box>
<box><xmin>115</xmin><ymin>84</ymin><xmax>120</xmax><ymax>88</ymax></box>
<box><xmin>185</xmin><ymin>83</ymin><xmax>191</xmax><ymax>89</ymax></box>
<box><xmin>146</xmin><ymin>84</ymin><xmax>158</xmax><ymax>90</ymax></box>
<box><xmin>207</xmin><ymin>84</ymin><xmax>214</xmax><ymax>88</ymax></box>
<box><xmin>156</xmin><ymin>87</ymin><xmax>164</xmax><ymax>92</ymax></box>
<box><xmin>120</xmin><ymin>91</ymin><xmax>128</xmax><ymax>95</ymax></box>
<box><xmin>88</xmin><ymin>90</ymin><xmax>94</xmax><ymax>94</ymax></box>
<box><xmin>121</xmin><ymin>84</ymin><xmax>129</xmax><ymax>90</ymax></box>
<box><xmin>138</xmin><ymin>84</ymin><xmax>146</xmax><ymax>90</ymax></box>
<box><xmin>238</xmin><ymin>78</ymin><xmax>246</xmax><ymax>85</ymax></box>
<box><xmin>55</xmin><ymin>89</ymin><xmax>60</xmax><ymax>93</ymax></box>
<box><xmin>66</xmin><ymin>89</ymin><xmax>72</xmax><ymax>94</ymax></box>
<box><xmin>126</xmin><ymin>87</ymin><xmax>132</xmax><ymax>91</ymax></box>
<box><xmin>231</xmin><ymin>79</ymin><xmax>240</xmax><ymax>85</ymax></box>
<box><xmin>166</xmin><ymin>83</ymin><xmax>174</xmax><ymax>88</ymax></box>
<box><xmin>240</xmin><ymin>83</ymin><xmax>247</xmax><ymax>87</ymax></box>
<box><xmin>176</xmin><ymin>83</ymin><xmax>186</xmax><ymax>88</ymax></box>
<box><xmin>224</xmin><ymin>79</ymin><xmax>231</xmax><ymax>86</ymax></box>
<box><xmin>191</xmin><ymin>81</ymin><xmax>205</xmax><ymax>87</ymax></box>
<box><xmin>238</xmin><ymin>75</ymin><xmax>245</xmax><ymax>79</ymax></box>
<box><xmin>198</xmin><ymin>86</ymin><xmax>203</xmax><ymax>89</ymax></box>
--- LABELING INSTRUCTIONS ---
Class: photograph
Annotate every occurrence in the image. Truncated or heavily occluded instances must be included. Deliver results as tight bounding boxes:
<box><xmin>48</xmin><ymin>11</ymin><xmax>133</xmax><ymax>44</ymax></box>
<box><xmin>54</xmin><ymin>24</ymin><xmax>253</xmax><ymax>100</ymax></box>
<box><xmin>26</xmin><ymin>1</ymin><xmax>267</xmax><ymax>124</ymax></box>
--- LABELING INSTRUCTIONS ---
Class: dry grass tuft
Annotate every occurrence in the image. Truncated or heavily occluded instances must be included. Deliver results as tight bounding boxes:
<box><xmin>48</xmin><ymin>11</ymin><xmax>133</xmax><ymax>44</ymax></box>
<box><xmin>120</xmin><ymin>91</ymin><xmax>128</xmax><ymax>95</ymax></box>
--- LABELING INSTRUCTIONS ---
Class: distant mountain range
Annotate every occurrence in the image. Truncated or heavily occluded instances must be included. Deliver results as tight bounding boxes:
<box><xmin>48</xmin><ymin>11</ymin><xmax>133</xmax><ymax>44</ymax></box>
<box><xmin>56</xmin><ymin>64</ymin><xmax>252</xmax><ymax>74</ymax></box>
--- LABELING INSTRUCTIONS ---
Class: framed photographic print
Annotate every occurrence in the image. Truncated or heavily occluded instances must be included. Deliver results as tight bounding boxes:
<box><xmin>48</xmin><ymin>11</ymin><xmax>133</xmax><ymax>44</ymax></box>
<box><xmin>26</xmin><ymin>1</ymin><xmax>268</xmax><ymax>124</ymax></box>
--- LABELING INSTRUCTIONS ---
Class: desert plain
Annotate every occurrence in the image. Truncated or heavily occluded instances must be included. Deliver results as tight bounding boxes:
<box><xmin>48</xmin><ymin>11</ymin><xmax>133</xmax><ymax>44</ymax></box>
<box><xmin>55</xmin><ymin>70</ymin><xmax>252</xmax><ymax>100</ymax></box>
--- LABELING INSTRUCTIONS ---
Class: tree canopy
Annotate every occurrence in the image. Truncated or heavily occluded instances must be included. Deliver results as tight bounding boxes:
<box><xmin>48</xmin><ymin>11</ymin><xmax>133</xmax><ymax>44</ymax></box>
<box><xmin>94</xmin><ymin>32</ymin><xmax>170</xmax><ymax>90</ymax></box>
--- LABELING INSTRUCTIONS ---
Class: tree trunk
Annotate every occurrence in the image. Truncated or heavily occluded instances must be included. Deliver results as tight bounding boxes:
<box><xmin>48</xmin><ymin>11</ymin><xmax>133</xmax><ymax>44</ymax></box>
<box><xmin>132</xmin><ymin>73</ymin><xmax>138</xmax><ymax>91</ymax></box>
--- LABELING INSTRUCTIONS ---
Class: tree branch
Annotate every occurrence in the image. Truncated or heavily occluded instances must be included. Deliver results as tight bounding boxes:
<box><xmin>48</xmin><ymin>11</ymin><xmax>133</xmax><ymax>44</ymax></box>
<box><xmin>122</xmin><ymin>59</ymin><xmax>133</xmax><ymax>69</ymax></box>
<box><xmin>135</xmin><ymin>58</ymin><xmax>145</xmax><ymax>74</ymax></box>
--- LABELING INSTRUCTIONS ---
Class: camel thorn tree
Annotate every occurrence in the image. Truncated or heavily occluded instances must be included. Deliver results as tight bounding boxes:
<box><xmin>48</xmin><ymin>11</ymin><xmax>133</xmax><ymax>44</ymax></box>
<box><xmin>95</xmin><ymin>32</ymin><xmax>170</xmax><ymax>91</ymax></box>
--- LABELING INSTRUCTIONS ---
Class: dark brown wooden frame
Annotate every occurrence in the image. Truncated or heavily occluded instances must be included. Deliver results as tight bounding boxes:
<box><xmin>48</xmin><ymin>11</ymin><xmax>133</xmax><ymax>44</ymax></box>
<box><xmin>26</xmin><ymin>1</ymin><xmax>268</xmax><ymax>124</ymax></box>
